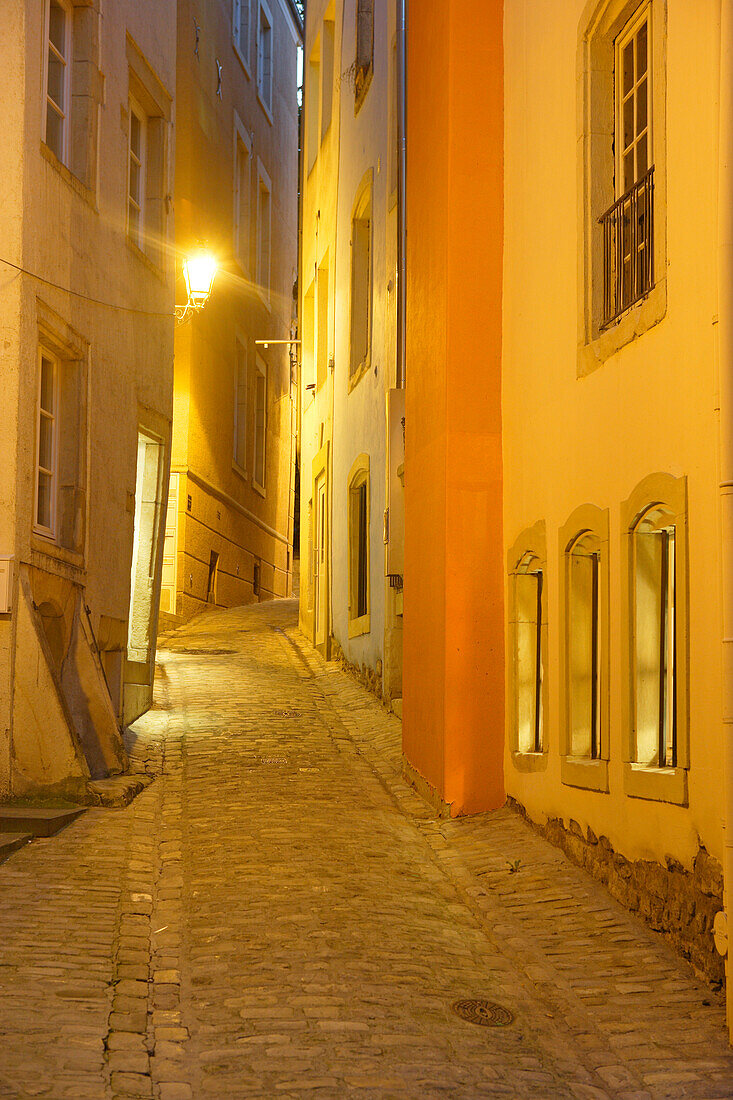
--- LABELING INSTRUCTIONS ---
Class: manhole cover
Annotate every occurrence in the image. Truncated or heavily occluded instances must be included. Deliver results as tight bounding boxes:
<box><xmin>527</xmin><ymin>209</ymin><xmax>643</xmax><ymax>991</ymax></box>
<box><xmin>451</xmin><ymin>999</ymin><xmax>514</xmax><ymax>1027</ymax></box>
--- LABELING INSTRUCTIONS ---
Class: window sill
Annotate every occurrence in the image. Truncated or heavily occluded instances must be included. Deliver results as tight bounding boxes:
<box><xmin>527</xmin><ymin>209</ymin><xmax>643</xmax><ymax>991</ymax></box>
<box><xmin>30</xmin><ymin>536</ymin><xmax>85</xmax><ymax>578</ymax></box>
<box><xmin>354</xmin><ymin>65</ymin><xmax>373</xmax><ymax>115</ymax></box>
<box><xmin>251</xmin><ymin>478</ymin><xmax>266</xmax><ymax>499</ymax></box>
<box><xmin>510</xmin><ymin>749</ymin><xmax>548</xmax><ymax>773</ymax></box>
<box><xmin>40</xmin><ymin>142</ymin><xmax>98</xmax><ymax>212</ymax></box>
<box><xmin>232</xmin><ymin>460</ymin><xmax>248</xmax><ymax>482</ymax></box>
<box><xmin>561</xmin><ymin>755</ymin><xmax>609</xmax><ymax>793</ymax></box>
<box><xmin>257</xmin><ymin>89</ymin><xmax>274</xmax><ymax>126</ymax></box>
<box><xmin>255</xmin><ymin>284</ymin><xmax>272</xmax><ymax>311</ymax></box>
<box><xmin>348</xmin><ymin>611</ymin><xmax>370</xmax><ymax>639</ymax></box>
<box><xmin>579</xmin><ymin>278</ymin><xmax>666</xmax><ymax>378</ymax></box>
<box><xmin>233</xmin><ymin>42</ymin><xmax>251</xmax><ymax>79</ymax></box>
<box><xmin>623</xmin><ymin>761</ymin><xmax>688</xmax><ymax>806</ymax></box>
<box><xmin>348</xmin><ymin>356</ymin><xmax>370</xmax><ymax>394</ymax></box>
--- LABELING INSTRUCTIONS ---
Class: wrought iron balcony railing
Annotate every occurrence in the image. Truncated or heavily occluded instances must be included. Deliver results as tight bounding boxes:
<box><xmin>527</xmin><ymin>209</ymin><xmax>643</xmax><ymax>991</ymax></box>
<box><xmin>599</xmin><ymin>166</ymin><xmax>654</xmax><ymax>330</ymax></box>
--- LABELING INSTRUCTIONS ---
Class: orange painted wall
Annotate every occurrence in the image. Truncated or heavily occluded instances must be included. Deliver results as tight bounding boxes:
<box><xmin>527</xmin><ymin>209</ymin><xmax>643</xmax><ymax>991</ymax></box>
<box><xmin>403</xmin><ymin>0</ymin><xmax>504</xmax><ymax>815</ymax></box>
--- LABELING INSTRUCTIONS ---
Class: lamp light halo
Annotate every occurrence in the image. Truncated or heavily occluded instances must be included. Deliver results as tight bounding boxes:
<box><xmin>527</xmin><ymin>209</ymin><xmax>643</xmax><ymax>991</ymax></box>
<box><xmin>183</xmin><ymin>252</ymin><xmax>217</xmax><ymax>306</ymax></box>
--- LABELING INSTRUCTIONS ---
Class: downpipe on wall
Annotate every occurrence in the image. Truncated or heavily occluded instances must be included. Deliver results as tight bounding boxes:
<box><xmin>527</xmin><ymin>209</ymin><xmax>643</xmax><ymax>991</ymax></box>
<box><xmin>717</xmin><ymin>0</ymin><xmax>733</xmax><ymax>1044</ymax></box>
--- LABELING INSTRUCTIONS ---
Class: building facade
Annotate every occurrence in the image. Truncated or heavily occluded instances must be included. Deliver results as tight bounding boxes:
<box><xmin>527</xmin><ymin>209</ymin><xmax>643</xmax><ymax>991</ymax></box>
<box><xmin>299</xmin><ymin>0</ymin><xmax>405</xmax><ymax>706</ymax></box>
<box><xmin>164</xmin><ymin>0</ymin><xmax>301</xmax><ymax>624</ymax></box>
<box><xmin>0</xmin><ymin>0</ymin><xmax>177</xmax><ymax>798</ymax></box>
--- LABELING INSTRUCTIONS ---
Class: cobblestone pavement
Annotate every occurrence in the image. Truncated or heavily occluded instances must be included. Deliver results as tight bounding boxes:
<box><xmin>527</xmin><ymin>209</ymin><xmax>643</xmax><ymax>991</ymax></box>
<box><xmin>1</xmin><ymin>599</ymin><xmax>733</xmax><ymax>1099</ymax></box>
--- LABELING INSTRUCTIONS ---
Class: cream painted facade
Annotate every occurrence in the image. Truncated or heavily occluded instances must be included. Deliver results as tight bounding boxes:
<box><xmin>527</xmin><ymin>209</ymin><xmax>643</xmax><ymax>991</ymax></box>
<box><xmin>503</xmin><ymin>0</ymin><xmax>726</xmax><ymax>977</ymax></box>
<box><xmin>299</xmin><ymin>0</ymin><xmax>404</xmax><ymax>703</ymax></box>
<box><xmin>165</xmin><ymin>0</ymin><xmax>301</xmax><ymax>625</ymax></box>
<box><xmin>0</xmin><ymin>0</ymin><xmax>177</xmax><ymax>798</ymax></box>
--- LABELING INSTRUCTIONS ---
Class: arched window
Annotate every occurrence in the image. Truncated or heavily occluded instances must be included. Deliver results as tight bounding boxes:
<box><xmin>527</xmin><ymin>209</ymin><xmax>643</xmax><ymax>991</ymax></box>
<box><xmin>621</xmin><ymin>473</ymin><xmax>688</xmax><ymax>805</ymax></box>
<box><xmin>347</xmin><ymin>454</ymin><xmax>370</xmax><ymax>638</ymax></box>
<box><xmin>559</xmin><ymin>505</ymin><xmax>610</xmax><ymax>792</ymax></box>
<box><xmin>508</xmin><ymin>522</ymin><xmax>548</xmax><ymax>770</ymax></box>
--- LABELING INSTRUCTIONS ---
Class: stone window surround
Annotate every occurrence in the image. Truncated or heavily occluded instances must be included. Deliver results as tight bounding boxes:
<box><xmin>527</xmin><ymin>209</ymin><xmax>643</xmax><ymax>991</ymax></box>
<box><xmin>255</xmin><ymin>158</ymin><xmax>272</xmax><ymax>309</ymax></box>
<box><xmin>232</xmin><ymin>330</ymin><xmax>249</xmax><ymax>479</ymax></box>
<box><xmin>257</xmin><ymin>0</ymin><xmax>274</xmax><ymax>124</ymax></box>
<box><xmin>41</xmin><ymin>0</ymin><xmax>104</xmax><ymax>201</ymax></box>
<box><xmin>354</xmin><ymin>0</ymin><xmax>374</xmax><ymax>114</ymax></box>
<box><xmin>558</xmin><ymin>504</ymin><xmax>611</xmax><ymax>793</ymax></box>
<box><xmin>252</xmin><ymin>354</ymin><xmax>268</xmax><ymax>497</ymax></box>
<box><xmin>347</xmin><ymin>452</ymin><xmax>370</xmax><ymax>639</ymax></box>
<box><xmin>233</xmin><ymin>0</ymin><xmax>252</xmax><ymax>77</ymax></box>
<box><xmin>620</xmin><ymin>471</ymin><xmax>688</xmax><ymax>806</ymax></box>
<box><xmin>233</xmin><ymin>111</ymin><xmax>252</xmax><ymax>275</ymax></box>
<box><xmin>33</xmin><ymin>299</ymin><xmax>89</xmax><ymax>573</ymax></box>
<box><xmin>507</xmin><ymin>520</ymin><xmax>549</xmax><ymax>774</ymax></box>
<box><xmin>576</xmin><ymin>0</ymin><xmax>668</xmax><ymax>377</ymax></box>
<box><xmin>126</xmin><ymin>34</ymin><xmax>173</xmax><ymax>274</ymax></box>
<box><xmin>348</xmin><ymin>169</ymin><xmax>374</xmax><ymax>394</ymax></box>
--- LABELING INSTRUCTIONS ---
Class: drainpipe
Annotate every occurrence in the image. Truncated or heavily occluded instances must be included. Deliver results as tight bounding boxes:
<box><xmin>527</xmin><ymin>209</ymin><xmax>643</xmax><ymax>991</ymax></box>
<box><xmin>717</xmin><ymin>0</ymin><xmax>733</xmax><ymax>1042</ymax></box>
<box><xmin>396</xmin><ymin>0</ymin><xmax>407</xmax><ymax>389</ymax></box>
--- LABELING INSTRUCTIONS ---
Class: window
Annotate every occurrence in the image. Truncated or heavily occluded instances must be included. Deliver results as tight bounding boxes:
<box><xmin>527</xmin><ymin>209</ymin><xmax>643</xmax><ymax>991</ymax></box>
<box><xmin>559</xmin><ymin>505</ymin><xmax>610</xmax><ymax>792</ymax></box>
<box><xmin>128</xmin><ymin>102</ymin><xmax>146</xmax><ymax>249</ymax></box>
<box><xmin>515</xmin><ymin>565</ymin><xmax>544</xmax><ymax>754</ymax></box>
<box><xmin>34</xmin><ymin>319</ymin><xmax>88</xmax><ymax>556</ymax></box>
<box><xmin>256</xmin><ymin>163</ymin><xmax>272</xmax><ymax>301</ymax></box>
<box><xmin>257</xmin><ymin>1</ymin><xmax>273</xmax><ymax>116</ymax></box>
<box><xmin>44</xmin><ymin>0</ymin><xmax>71</xmax><ymax>164</ymax></box>
<box><xmin>632</xmin><ymin>509</ymin><xmax>675</xmax><ymax>767</ymax></box>
<box><xmin>508</xmin><ymin>522</ymin><xmax>548</xmax><ymax>770</ymax></box>
<box><xmin>233</xmin><ymin>0</ymin><xmax>251</xmax><ymax>71</ymax></box>
<box><xmin>568</xmin><ymin>537</ymin><xmax>600</xmax><ymax>759</ymax></box>
<box><xmin>355</xmin><ymin>0</ymin><xmax>374</xmax><ymax>109</ymax></box>
<box><xmin>306</xmin><ymin>40</ymin><xmax>320</xmax><ymax>174</ymax></box>
<box><xmin>347</xmin><ymin>454</ymin><xmax>370</xmax><ymax>637</ymax></box>
<box><xmin>35</xmin><ymin>351</ymin><xmax>58</xmax><ymax>538</ymax></box>
<box><xmin>321</xmin><ymin>19</ymin><xmax>335</xmax><ymax>140</ymax></box>
<box><xmin>621</xmin><ymin>473</ymin><xmax>688</xmax><ymax>805</ymax></box>
<box><xmin>577</xmin><ymin>0</ymin><xmax>666</xmax><ymax>370</ymax></box>
<box><xmin>317</xmin><ymin>255</ymin><xmax>329</xmax><ymax>391</ymax></box>
<box><xmin>234</xmin><ymin>116</ymin><xmax>252</xmax><ymax>270</ymax></box>
<box><xmin>302</xmin><ymin>279</ymin><xmax>315</xmax><ymax>392</ymax></box>
<box><xmin>599</xmin><ymin>3</ymin><xmax>654</xmax><ymax>328</ymax></box>
<box><xmin>349</xmin><ymin>179</ymin><xmax>372</xmax><ymax>382</ymax></box>
<box><xmin>233</xmin><ymin>338</ymin><xmax>248</xmax><ymax>471</ymax></box>
<box><xmin>253</xmin><ymin>357</ymin><xmax>267</xmax><ymax>494</ymax></box>
<box><xmin>126</xmin><ymin>42</ymin><xmax>173</xmax><ymax>268</ymax></box>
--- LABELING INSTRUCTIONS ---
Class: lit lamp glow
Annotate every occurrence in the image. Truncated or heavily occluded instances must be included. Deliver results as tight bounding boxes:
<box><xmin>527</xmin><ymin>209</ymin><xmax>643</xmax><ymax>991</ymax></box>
<box><xmin>176</xmin><ymin>251</ymin><xmax>218</xmax><ymax>321</ymax></box>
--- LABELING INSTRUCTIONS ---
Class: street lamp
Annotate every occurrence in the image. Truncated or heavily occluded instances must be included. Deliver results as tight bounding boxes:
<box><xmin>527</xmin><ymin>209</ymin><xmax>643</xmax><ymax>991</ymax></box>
<box><xmin>176</xmin><ymin>251</ymin><xmax>218</xmax><ymax>322</ymax></box>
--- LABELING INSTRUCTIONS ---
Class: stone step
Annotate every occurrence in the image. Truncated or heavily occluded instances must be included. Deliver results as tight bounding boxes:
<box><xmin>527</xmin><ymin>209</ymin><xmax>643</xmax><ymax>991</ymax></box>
<box><xmin>86</xmin><ymin>774</ymin><xmax>153</xmax><ymax>807</ymax></box>
<box><xmin>0</xmin><ymin>806</ymin><xmax>86</xmax><ymax>837</ymax></box>
<box><xmin>0</xmin><ymin>832</ymin><xmax>33</xmax><ymax>862</ymax></box>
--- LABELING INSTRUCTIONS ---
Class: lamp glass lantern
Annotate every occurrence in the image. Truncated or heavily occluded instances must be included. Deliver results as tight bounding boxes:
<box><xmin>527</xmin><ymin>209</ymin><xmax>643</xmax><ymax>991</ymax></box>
<box><xmin>183</xmin><ymin>253</ymin><xmax>217</xmax><ymax>308</ymax></box>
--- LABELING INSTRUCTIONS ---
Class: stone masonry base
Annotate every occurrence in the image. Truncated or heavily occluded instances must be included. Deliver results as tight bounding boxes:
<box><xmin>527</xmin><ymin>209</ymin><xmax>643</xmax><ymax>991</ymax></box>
<box><xmin>508</xmin><ymin>796</ymin><xmax>725</xmax><ymax>986</ymax></box>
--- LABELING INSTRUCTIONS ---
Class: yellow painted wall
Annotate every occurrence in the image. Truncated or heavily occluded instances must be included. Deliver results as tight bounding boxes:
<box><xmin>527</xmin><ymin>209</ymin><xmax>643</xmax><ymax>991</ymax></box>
<box><xmin>503</xmin><ymin>0</ymin><xmax>722</xmax><ymax>868</ymax></box>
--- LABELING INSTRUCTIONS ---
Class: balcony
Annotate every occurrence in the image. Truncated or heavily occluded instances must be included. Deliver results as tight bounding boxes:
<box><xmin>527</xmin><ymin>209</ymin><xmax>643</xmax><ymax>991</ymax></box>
<box><xmin>599</xmin><ymin>166</ymin><xmax>654</xmax><ymax>330</ymax></box>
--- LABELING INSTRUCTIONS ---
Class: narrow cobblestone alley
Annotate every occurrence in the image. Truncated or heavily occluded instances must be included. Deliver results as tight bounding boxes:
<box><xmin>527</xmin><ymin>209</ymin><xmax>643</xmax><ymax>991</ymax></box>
<box><xmin>1</xmin><ymin>600</ymin><xmax>733</xmax><ymax>1099</ymax></box>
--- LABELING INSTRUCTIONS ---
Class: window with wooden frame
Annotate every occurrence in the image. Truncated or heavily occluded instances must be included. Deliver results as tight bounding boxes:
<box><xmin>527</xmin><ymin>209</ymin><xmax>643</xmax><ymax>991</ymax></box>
<box><xmin>35</xmin><ymin>350</ymin><xmax>59</xmax><ymax>539</ymax></box>
<box><xmin>578</xmin><ymin>0</ymin><xmax>666</xmax><ymax>370</ymax></box>
<box><xmin>559</xmin><ymin>505</ymin><xmax>610</xmax><ymax>792</ymax></box>
<box><xmin>233</xmin><ymin>0</ymin><xmax>251</xmax><ymax>72</ymax></box>
<box><xmin>127</xmin><ymin>101</ymin><xmax>146</xmax><ymax>249</ymax></box>
<box><xmin>632</xmin><ymin>507</ymin><xmax>676</xmax><ymax>768</ymax></box>
<box><xmin>257</xmin><ymin>0</ymin><xmax>273</xmax><ymax>116</ymax></box>
<box><xmin>507</xmin><ymin>522</ymin><xmax>548</xmax><ymax>771</ymax></box>
<box><xmin>256</xmin><ymin>162</ymin><xmax>272</xmax><ymax>302</ymax></box>
<box><xmin>34</xmin><ymin>327</ymin><xmax>88</xmax><ymax>556</ymax></box>
<box><xmin>347</xmin><ymin>454</ymin><xmax>370</xmax><ymax>637</ymax></box>
<box><xmin>252</xmin><ymin>357</ymin><xmax>267</xmax><ymax>494</ymax></box>
<box><xmin>44</xmin><ymin>0</ymin><xmax>72</xmax><ymax>164</ymax></box>
<box><xmin>233</xmin><ymin>337</ymin><xmax>248</xmax><ymax>472</ymax></box>
<box><xmin>234</xmin><ymin>116</ymin><xmax>252</xmax><ymax>271</ymax></box>
<box><xmin>349</xmin><ymin>180</ymin><xmax>372</xmax><ymax>383</ymax></box>
<box><xmin>621</xmin><ymin>473</ymin><xmax>688</xmax><ymax>805</ymax></box>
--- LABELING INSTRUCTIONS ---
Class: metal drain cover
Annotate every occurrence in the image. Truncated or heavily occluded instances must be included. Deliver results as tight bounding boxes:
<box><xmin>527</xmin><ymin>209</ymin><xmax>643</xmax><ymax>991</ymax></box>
<box><xmin>451</xmin><ymin>999</ymin><xmax>514</xmax><ymax>1027</ymax></box>
<box><xmin>175</xmin><ymin>648</ymin><xmax>236</xmax><ymax>656</ymax></box>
